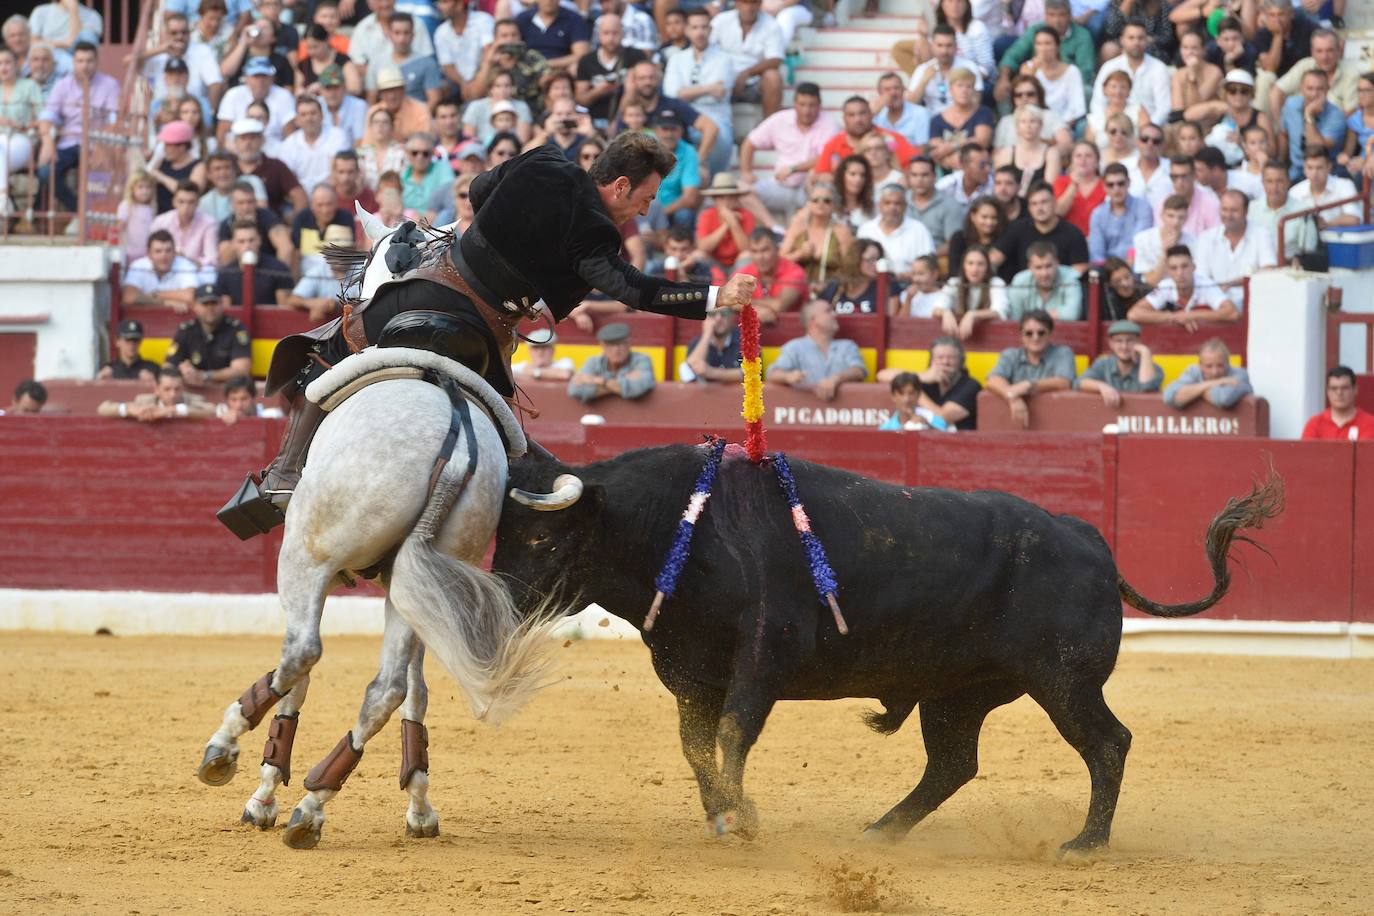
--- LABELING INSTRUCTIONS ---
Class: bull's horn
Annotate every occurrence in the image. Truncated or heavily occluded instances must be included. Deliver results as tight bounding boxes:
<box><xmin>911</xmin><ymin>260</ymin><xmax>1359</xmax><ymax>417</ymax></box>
<box><xmin>355</xmin><ymin>201</ymin><xmax>390</xmax><ymax>242</ymax></box>
<box><xmin>508</xmin><ymin>474</ymin><xmax>584</xmax><ymax>511</ymax></box>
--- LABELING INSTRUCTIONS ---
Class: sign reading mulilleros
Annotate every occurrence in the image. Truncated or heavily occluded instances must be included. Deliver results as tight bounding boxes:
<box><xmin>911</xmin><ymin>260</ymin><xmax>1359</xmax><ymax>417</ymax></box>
<box><xmin>1114</xmin><ymin>414</ymin><xmax>1242</xmax><ymax>435</ymax></box>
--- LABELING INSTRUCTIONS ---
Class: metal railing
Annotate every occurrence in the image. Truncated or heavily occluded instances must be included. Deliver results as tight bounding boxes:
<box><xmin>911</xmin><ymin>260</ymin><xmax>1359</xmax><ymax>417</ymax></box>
<box><xmin>1277</xmin><ymin>191</ymin><xmax>1374</xmax><ymax>266</ymax></box>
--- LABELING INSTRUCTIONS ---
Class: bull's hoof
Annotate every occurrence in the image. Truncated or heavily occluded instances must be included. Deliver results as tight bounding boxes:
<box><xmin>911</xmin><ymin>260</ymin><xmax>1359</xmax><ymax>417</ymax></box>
<box><xmin>706</xmin><ymin>811</ymin><xmax>737</xmax><ymax>838</ymax></box>
<box><xmin>197</xmin><ymin>744</ymin><xmax>240</xmax><ymax>787</ymax></box>
<box><xmin>860</xmin><ymin>824</ymin><xmax>902</xmax><ymax>844</ymax></box>
<box><xmin>241</xmin><ymin>795</ymin><xmax>279</xmax><ymax>830</ymax></box>
<box><xmin>281</xmin><ymin>806</ymin><xmax>323</xmax><ymax>849</ymax></box>
<box><xmin>405</xmin><ymin>811</ymin><xmax>440</xmax><ymax>838</ymax></box>
<box><xmin>706</xmin><ymin>800</ymin><xmax>759</xmax><ymax>840</ymax></box>
<box><xmin>1058</xmin><ymin>837</ymin><xmax>1108</xmax><ymax>864</ymax></box>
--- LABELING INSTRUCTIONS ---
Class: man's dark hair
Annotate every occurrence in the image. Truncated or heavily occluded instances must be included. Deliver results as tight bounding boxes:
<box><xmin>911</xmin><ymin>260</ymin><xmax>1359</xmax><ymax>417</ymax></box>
<box><xmin>842</xmin><ymin>95</ymin><xmax>870</xmax><ymax>111</ymax></box>
<box><xmin>199</xmin><ymin>0</ymin><xmax>228</xmax><ymax>13</ymax></box>
<box><xmin>72</xmin><ymin>40</ymin><xmax>98</xmax><ymax>56</ymax></box>
<box><xmin>685</xmin><ymin>7</ymin><xmax>711</xmax><ymax>21</ymax></box>
<box><xmin>1170</xmin><ymin>154</ymin><xmax>1195</xmax><ymax>169</ymax></box>
<box><xmin>1165</xmin><ymin>243</ymin><xmax>1193</xmax><ymax>260</ymax></box>
<box><xmin>666</xmin><ymin>225</ymin><xmax>695</xmax><ymax>245</ymax></box>
<box><xmin>230</xmin><ymin>218</ymin><xmax>260</xmax><ymax>235</ymax></box>
<box><xmin>909</xmin><ymin>155</ymin><xmax>935</xmax><ymax>173</ymax></box>
<box><xmin>1328</xmin><ymin>365</ymin><xmax>1357</xmax><ymax>384</ymax></box>
<box><xmin>1026</xmin><ymin>180</ymin><xmax>1054</xmax><ymax>200</ymax></box>
<box><xmin>14</xmin><ymin>379</ymin><xmax>47</xmax><ymax>405</ymax></box>
<box><xmin>147</xmin><ymin>229</ymin><xmax>175</xmax><ymax>249</ymax></box>
<box><xmin>665</xmin><ymin>7</ymin><xmax>687</xmax><ymax>18</ymax></box>
<box><xmin>932</xmin><ymin>23</ymin><xmax>956</xmax><ymax>39</ymax></box>
<box><xmin>889</xmin><ymin>372</ymin><xmax>920</xmax><ymax>393</ymax></box>
<box><xmin>794</xmin><ymin>81</ymin><xmax>821</xmax><ymax>99</ymax></box>
<box><xmin>158</xmin><ymin>366</ymin><xmax>182</xmax><ymax>382</ymax></box>
<box><xmin>1221</xmin><ymin>188</ymin><xmax>1249</xmax><ymax>208</ymax></box>
<box><xmin>306</xmin><ymin>23</ymin><xmax>330</xmax><ymax>42</ymax></box>
<box><xmin>995</xmin><ymin>163</ymin><xmax>1022</xmax><ymax>182</ymax></box>
<box><xmin>296</xmin><ymin>93</ymin><xmax>323</xmax><ymax>113</ymax></box>
<box><xmin>207</xmin><ymin>149</ymin><xmax>236</xmax><ymax>168</ymax></box>
<box><xmin>1304</xmin><ymin>144</ymin><xmax>1332</xmax><ymax>162</ymax></box>
<box><xmin>333</xmin><ymin>149</ymin><xmax>359</xmax><ymax>165</ymax></box>
<box><xmin>230</xmin><ymin>180</ymin><xmax>258</xmax><ymax>197</ymax></box>
<box><xmin>748</xmin><ymin>227</ymin><xmax>777</xmax><ymax>245</ymax></box>
<box><xmin>1026</xmin><ymin>240</ymin><xmax>1057</xmax><ymax>262</ymax></box>
<box><xmin>173</xmin><ymin>180</ymin><xmax>200</xmax><ymax>197</ymax></box>
<box><xmin>1216</xmin><ymin>15</ymin><xmax>1242</xmax><ymax>33</ymax></box>
<box><xmin>434</xmin><ymin>98</ymin><xmax>460</xmax><ymax>115</ymax></box>
<box><xmin>1162</xmin><ymin>193</ymin><xmax>1189</xmax><ymax>211</ymax></box>
<box><xmin>1020</xmin><ymin>309</ymin><xmax>1054</xmax><ymax>332</ymax></box>
<box><xmin>959</xmin><ymin>143</ymin><xmax>988</xmax><ymax>162</ymax></box>
<box><xmin>493</xmin><ymin>17</ymin><xmax>519</xmax><ymax>30</ymax></box>
<box><xmin>224</xmin><ymin>376</ymin><xmax>255</xmax><ymax>398</ymax></box>
<box><xmin>588</xmin><ymin>131</ymin><xmax>677</xmax><ymax>190</ymax></box>
<box><xmin>315</xmin><ymin>0</ymin><xmax>339</xmax><ymax>9</ymax></box>
<box><xmin>1103</xmin><ymin>162</ymin><xmax>1129</xmax><ymax>181</ymax></box>
<box><xmin>1196</xmin><ymin>146</ymin><xmax>1226</xmax><ymax>171</ymax></box>
<box><xmin>1262</xmin><ymin>158</ymin><xmax>1289</xmax><ymax>174</ymax></box>
<box><xmin>486</xmin><ymin>130</ymin><xmax>521</xmax><ymax>153</ymax></box>
<box><xmin>1121</xmin><ymin>16</ymin><xmax>1148</xmax><ymax>33</ymax></box>
<box><xmin>389</xmin><ymin>12</ymin><xmax>414</xmax><ymax>27</ymax></box>
<box><xmin>877</xmin><ymin>70</ymin><xmax>903</xmax><ymax>86</ymax></box>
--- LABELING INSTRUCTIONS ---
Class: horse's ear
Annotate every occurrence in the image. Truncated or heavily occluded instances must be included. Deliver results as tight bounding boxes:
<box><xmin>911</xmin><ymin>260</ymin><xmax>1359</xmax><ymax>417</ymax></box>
<box><xmin>355</xmin><ymin>202</ymin><xmax>390</xmax><ymax>242</ymax></box>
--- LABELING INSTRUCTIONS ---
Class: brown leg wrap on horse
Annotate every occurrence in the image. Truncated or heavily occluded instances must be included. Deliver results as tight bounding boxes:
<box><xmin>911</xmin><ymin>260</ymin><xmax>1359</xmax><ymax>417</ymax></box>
<box><xmin>399</xmin><ymin>719</ymin><xmax>430</xmax><ymax>790</ymax></box>
<box><xmin>237</xmin><ymin>670</ymin><xmax>284</xmax><ymax>729</ymax></box>
<box><xmin>303</xmin><ymin>732</ymin><xmax>364</xmax><ymax>792</ymax></box>
<box><xmin>261</xmin><ymin>714</ymin><xmax>299</xmax><ymax>785</ymax></box>
<box><xmin>261</xmin><ymin>393</ymin><xmax>327</xmax><ymax>496</ymax></box>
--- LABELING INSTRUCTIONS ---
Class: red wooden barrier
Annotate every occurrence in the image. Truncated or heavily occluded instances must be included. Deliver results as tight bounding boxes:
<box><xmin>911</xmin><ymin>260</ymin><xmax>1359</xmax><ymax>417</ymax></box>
<box><xmin>2</xmin><ymin>419</ymin><xmax>1369</xmax><ymax>628</ymax></box>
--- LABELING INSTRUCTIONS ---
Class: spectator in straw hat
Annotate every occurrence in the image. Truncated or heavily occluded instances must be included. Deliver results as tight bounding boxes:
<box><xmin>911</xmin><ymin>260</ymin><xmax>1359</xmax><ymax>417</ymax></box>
<box><xmin>289</xmin><ymin>223</ymin><xmax>355</xmax><ymax>322</ymax></box>
<box><xmin>370</xmin><ymin>66</ymin><xmax>433</xmax><ymax>138</ymax></box>
<box><xmin>695</xmin><ymin>172</ymin><xmax>757</xmax><ymax>269</ymax></box>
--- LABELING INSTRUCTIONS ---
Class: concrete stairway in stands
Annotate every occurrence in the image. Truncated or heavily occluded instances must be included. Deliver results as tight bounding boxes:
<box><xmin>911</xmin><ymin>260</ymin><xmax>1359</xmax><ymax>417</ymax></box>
<box><xmin>790</xmin><ymin>0</ymin><xmax>921</xmax><ymax>116</ymax></box>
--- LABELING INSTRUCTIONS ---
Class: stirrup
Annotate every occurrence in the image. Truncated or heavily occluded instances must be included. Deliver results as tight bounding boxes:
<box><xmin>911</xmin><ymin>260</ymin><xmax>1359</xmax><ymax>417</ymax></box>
<box><xmin>216</xmin><ymin>474</ymin><xmax>286</xmax><ymax>541</ymax></box>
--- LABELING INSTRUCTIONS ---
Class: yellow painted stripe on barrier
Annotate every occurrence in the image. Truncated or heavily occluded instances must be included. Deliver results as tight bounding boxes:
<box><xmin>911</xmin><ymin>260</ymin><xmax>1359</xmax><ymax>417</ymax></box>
<box><xmin>142</xmin><ymin>337</ymin><xmax>278</xmax><ymax>378</ymax></box>
<box><xmin>540</xmin><ymin>344</ymin><xmax>667</xmax><ymax>380</ymax></box>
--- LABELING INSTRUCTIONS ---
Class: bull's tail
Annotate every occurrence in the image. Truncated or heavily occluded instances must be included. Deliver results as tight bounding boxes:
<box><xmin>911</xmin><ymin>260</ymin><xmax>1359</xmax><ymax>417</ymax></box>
<box><xmin>1117</xmin><ymin>469</ymin><xmax>1285</xmax><ymax>618</ymax></box>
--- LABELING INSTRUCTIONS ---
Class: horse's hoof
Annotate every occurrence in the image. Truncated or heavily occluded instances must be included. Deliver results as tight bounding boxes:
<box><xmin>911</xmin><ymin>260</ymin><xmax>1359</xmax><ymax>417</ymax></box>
<box><xmin>197</xmin><ymin>744</ymin><xmax>239</xmax><ymax>787</ymax></box>
<box><xmin>282</xmin><ymin>807</ymin><xmax>322</xmax><ymax>849</ymax></box>
<box><xmin>405</xmin><ymin>813</ymin><xmax>440</xmax><ymax>838</ymax></box>
<box><xmin>241</xmin><ymin>796</ymin><xmax>279</xmax><ymax>830</ymax></box>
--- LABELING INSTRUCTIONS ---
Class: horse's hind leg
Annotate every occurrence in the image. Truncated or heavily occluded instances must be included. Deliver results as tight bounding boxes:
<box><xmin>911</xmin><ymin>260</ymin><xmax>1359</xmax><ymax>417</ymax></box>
<box><xmin>197</xmin><ymin>553</ymin><xmax>331</xmax><ymax>790</ymax></box>
<box><xmin>283</xmin><ymin>598</ymin><xmax>416</xmax><ymax>849</ymax></box>
<box><xmin>399</xmin><ymin>644</ymin><xmax>439</xmax><ymax>838</ymax></box>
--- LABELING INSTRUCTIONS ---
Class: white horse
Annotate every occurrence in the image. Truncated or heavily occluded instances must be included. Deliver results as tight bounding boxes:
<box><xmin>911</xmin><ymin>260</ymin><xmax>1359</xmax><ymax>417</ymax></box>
<box><xmin>195</xmin><ymin>209</ymin><xmax>581</xmax><ymax>848</ymax></box>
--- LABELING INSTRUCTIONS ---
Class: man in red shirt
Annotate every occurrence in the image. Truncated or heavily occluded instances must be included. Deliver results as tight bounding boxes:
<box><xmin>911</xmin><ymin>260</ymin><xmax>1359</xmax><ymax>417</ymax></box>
<box><xmin>695</xmin><ymin>174</ymin><xmax>755</xmax><ymax>268</ymax></box>
<box><xmin>737</xmin><ymin>228</ymin><xmax>806</xmax><ymax>323</ymax></box>
<box><xmin>813</xmin><ymin>96</ymin><xmax>918</xmax><ymax>176</ymax></box>
<box><xmin>1303</xmin><ymin>366</ymin><xmax>1374</xmax><ymax>440</ymax></box>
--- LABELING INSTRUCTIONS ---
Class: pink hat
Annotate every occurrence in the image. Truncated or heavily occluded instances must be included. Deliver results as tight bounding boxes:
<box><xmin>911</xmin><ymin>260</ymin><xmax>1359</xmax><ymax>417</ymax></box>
<box><xmin>158</xmin><ymin>120</ymin><xmax>194</xmax><ymax>145</ymax></box>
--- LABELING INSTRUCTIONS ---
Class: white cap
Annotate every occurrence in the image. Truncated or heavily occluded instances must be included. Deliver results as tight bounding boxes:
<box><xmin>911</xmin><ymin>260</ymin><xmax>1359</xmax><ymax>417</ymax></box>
<box><xmin>1223</xmin><ymin>69</ymin><xmax>1255</xmax><ymax>88</ymax></box>
<box><xmin>489</xmin><ymin>100</ymin><xmax>517</xmax><ymax>120</ymax></box>
<box><xmin>231</xmin><ymin>117</ymin><xmax>265</xmax><ymax>136</ymax></box>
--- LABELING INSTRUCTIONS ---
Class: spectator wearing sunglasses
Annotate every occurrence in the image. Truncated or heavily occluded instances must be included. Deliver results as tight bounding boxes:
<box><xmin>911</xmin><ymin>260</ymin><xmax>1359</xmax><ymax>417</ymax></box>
<box><xmin>985</xmin><ymin>309</ymin><xmax>1077</xmax><ymax>429</ymax></box>
<box><xmin>1088</xmin><ymin>162</ymin><xmax>1153</xmax><ymax>263</ymax></box>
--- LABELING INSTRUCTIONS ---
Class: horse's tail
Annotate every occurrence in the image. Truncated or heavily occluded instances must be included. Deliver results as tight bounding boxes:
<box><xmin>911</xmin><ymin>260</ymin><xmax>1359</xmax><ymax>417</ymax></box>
<box><xmin>389</xmin><ymin>536</ymin><xmax>557</xmax><ymax>725</ymax></box>
<box><xmin>1117</xmin><ymin>468</ymin><xmax>1285</xmax><ymax>618</ymax></box>
<box><xmin>387</xmin><ymin>402</ymin><xmax>557</xmax><ymax>726</ymax></box>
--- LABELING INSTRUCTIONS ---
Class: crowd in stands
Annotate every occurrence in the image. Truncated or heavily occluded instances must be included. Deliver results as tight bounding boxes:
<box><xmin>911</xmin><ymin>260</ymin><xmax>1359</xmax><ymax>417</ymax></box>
<box><xmin>0</xmin><ymin>0</ymin><xmax>1370</xmax><ymax>432</ymax></box>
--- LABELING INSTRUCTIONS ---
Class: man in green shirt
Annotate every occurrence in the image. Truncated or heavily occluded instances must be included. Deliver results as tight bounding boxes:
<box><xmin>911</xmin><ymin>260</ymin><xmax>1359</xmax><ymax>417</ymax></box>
<box><xmin>994</xmin><ymin>0</ymin><xmax>1096</xmax><ymax>107</ymax></box>
<box><xmin>1074</xmin><ymin>320</ymin><xmax>1162</xmax><ymax>408</ymax></box>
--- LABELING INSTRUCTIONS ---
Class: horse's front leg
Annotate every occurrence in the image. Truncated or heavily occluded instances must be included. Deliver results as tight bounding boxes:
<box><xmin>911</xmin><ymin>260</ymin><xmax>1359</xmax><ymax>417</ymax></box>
<box><xmin>196</xmin><ymin>556</ymin><xmax>331</xmax><ymax>791</ymax></box>
<box><xmin>239</xmin><ymin>676</ymin><xmax>309</xmax><ymax>829</ymax></box>
<box><xmin>283</xmin><ymin>599</ymin><xmax>416</xmax><ymax>849</ymax></box>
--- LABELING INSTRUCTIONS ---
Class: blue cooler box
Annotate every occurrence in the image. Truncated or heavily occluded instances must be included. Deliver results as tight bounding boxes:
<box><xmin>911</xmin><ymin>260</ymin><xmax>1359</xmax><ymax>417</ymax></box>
<box><xmin>1321</xmin><ymin>225</ymin><xmax>1374</xmax><ymax>270</ymax></box>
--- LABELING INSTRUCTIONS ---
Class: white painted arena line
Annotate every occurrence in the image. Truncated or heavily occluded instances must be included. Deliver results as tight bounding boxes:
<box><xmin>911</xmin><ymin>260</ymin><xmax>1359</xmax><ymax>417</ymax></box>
<box><xmin>1</xmin><ymin>589</ymin><xmax>1369</xmax><ymax>657</ymax></box>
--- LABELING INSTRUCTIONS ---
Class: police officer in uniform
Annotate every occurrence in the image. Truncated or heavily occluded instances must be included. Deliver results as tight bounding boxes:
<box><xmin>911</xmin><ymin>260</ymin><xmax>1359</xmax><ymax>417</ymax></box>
<box><xmin>98</xmin><ymin>320</ymin><xmax>161</xmax><ymax>381</ymax></box>
<box><xmin>249</xmin><ymin>131</ymin><xmax>756</xmax><ymax>515</ymax></box>
<box><xmin>165</xmin><ymin>284</ymin><xmax>254</xmax><ymax>386</ymax></box>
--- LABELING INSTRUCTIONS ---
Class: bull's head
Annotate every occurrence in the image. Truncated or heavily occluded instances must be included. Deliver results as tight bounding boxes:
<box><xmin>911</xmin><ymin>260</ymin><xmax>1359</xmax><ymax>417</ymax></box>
<box><xmin>495</xmin><ymin>464</ymin><xmax>603</xmax><ymax>619</ymax></box>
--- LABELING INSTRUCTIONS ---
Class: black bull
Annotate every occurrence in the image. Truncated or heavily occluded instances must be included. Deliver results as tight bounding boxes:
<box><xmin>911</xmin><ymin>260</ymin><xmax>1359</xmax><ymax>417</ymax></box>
<box><xmin>493</xmin><ymin>445</ymin><xmax>1284</xmax><ymax>853</ymax></box>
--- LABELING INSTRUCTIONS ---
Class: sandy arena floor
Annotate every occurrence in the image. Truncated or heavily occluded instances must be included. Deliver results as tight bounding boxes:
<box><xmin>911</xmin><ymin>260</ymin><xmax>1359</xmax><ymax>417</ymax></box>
<box><xmin>1</xmin><ymin>630</ymin><xmax>1372</xmax><ymax>915</ymax></box>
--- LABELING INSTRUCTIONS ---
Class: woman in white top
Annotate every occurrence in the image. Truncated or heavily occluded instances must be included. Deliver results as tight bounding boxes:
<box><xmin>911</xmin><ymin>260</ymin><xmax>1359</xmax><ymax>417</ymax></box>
<box><xmin>1021</xmin><ymin>26</ymin><xmax>1085</xmax><ymax>124</ymax></box>
<box><xmin>994</xmin><ymin>104</ymin><xmax>1060</xmax><ymax>196</ymax></box>
<box><xmin>938</xmin><ymin>0</ymin><xmax>994</xmax><ymax>79</ymax></box>
<box><xmin>934</xmin><ymin>245</ymin><xmax>1008</xmax><ymax>340</ymax></box>
<box><xmin>357</xmin><ymin>107</ymin><xmax>406</xmax><ymax>190</ymax></box>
